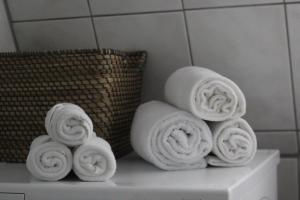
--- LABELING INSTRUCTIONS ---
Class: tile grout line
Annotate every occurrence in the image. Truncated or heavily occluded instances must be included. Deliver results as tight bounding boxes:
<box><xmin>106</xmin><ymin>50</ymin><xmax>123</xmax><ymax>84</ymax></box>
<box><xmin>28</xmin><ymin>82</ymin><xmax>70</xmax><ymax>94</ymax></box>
<box><xmin>11</xmin><ymin>10</ymin><xmax>183</xmax><ymax>24</ymax></box>
<box><xmin>281</xmin><ymin>153</ymin><xmax>300</xmax><ymax>158</ymax></box>
<box><xmin>0</xmin><ymin>192</ymin><xmax>24</xmax><ymax>195</ymax></box>
<box><xmin>86</xmin><ymin>0</ymin><xmax>100</xmax><ymax>49</ymax></box>
<box><xmin>283</xmin><ymin>2</ymin><xmax>300</xmax><ymax>194</ymax></box>
<box><xmin>181</xmin><ymin>0</ymin><xmax>194</xmax><ymax>65</ymax></box>
<box><xmin>10</xmin><ymin>2</ymin><xmax>300</xmax><ymax>24</ymax></box>
<box><xmin>254</xmin><ymin>129</ymin><xmax>297</xmax><ymax>132</ymax></box>
<box><xmin>283</xmin><ymin>2</ymin><xmax>299</xmax><ymax>152</ymax></box>
<box><xmin>12</xmin><ymin>15</ymin><xmax>91</xmax><ymax>24</ymax></box>
<box><xmin>183</xmin><ymin>2</ymin><xmax>284</xmax><ymax>11</ymax></box>
<box><xmin>93</xmin><ymin>9</ymin><xmax>183</xmax><ymax>18</ymax></box>
<box><xmin>285</xmin><ymin>1</ymin><xmax>300</xmax><ymax>4</ymax></box>
<box><xmin>3</xmin><ymin>0</ymin><xmax>19</xmax><ymax>51</ymax></box>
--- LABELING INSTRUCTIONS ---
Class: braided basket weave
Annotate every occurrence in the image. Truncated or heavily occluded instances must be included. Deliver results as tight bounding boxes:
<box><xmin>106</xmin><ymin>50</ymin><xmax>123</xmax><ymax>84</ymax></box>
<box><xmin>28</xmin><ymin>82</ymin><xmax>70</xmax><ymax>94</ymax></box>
<box><xmin>0</xmin><ymin>49</ymin><xmax>147</xmax><ymax>162</ymax></box>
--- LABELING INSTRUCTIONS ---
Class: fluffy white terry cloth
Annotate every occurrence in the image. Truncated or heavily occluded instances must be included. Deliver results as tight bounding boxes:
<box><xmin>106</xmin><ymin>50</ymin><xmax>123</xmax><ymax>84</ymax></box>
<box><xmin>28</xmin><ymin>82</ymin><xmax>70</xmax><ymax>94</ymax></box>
<box><xmin>26</xmin><ymin>135</ymin><xmax>72</xmax><ymax>181</ymax></box>
<box><xmin>45</xmin><ymin>103</ymin><xmax>94</xmax><ymax>146</ymax></box>
<box><xmin>164</xmin><ymin>66</ymin><xmax>246</xmax><ymax>121</ymax></box>
<box><xmin>131</xmin><ymin>101</ymin><xmax>213</xmax><ymax>170</ymax></box>
<box><xmin>207</xmin><ymin>118</ymin><xmax>257</xmax><ymax>167</ymax></box>
<box><xmin>73</xmin><ymin>137</ymin><xmax>116</xmax><ymax>181</ymax></box>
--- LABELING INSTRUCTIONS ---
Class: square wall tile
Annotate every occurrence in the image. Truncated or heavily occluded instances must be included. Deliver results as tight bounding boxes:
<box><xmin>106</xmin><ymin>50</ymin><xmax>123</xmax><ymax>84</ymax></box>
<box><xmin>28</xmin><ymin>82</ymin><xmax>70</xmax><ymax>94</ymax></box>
<box><xmin>183</xmin><ymin>0</ymin><xmax>282</xmax><ymax>9</ymax></box>
<box><xmin>0</xmin><ymin>0</ymin><xmax>15</xmax><ymax>51</ymax></box>
<box><xmin>89</xmin><ymin>0</ymin><xmax>182</xmax><ymax>15</ymax></box>
<box><xmin>7</xmin><ymin>0</ymin><xmax>90</xmax><ymax>21</ymax></box>
<box><xmin>186</xmin><ymin>6</ymin><xmax>294</xmax><ymax>130</ymax></box>
<box><xmin>94</xmin><ymin>13</ymin><xmax>191</xmax><ymax>101</ymax></box>
<box><xmin>278</xmin><ymin>158</ymin><xmax>299</xmax><ymax>200</ymax></box>
<box><xmin>287</xmin><ymin>4</ymin><xmax>300</xmax><ymax>128</ymax></box>
<box><xmin>13</xmin><ymin>18</ymin><xmax>97</xmax><ymax>51</ymax></box>
<box><xmin>256</xmin><ymin>131</ymin><xmax>298</xmax><ymax>154</ymax></box>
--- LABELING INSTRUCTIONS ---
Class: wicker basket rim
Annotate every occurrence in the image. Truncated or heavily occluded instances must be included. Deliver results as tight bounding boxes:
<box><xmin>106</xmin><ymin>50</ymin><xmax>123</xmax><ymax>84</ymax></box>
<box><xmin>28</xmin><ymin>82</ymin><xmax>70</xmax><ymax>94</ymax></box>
<box><xmin>0</xmin><ymin>48</ymin><xmax>147</xmax><ymax>58</ymax></box>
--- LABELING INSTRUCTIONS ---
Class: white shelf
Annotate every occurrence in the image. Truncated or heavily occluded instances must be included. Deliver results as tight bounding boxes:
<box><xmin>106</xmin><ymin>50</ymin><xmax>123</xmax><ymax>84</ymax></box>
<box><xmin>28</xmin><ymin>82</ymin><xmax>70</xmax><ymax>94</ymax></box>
<box><xmin>0</xmin><ymin>150</ymin><xmax>280</xmax><ymax>200</ymax></box>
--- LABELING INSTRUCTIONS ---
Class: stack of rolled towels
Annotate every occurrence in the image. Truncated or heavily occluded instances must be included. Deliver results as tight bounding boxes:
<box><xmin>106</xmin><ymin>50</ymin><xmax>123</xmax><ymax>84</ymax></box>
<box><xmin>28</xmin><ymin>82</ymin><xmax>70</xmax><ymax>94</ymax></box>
<box><xmin>26</xmin><ymin>103</ymin><xmax>116</xmax><ymax>181</ymax></box>
<box><xmin>131</xmin><ymin>66</ymin><xmax>257</xmax><ymax>170</ymax></box>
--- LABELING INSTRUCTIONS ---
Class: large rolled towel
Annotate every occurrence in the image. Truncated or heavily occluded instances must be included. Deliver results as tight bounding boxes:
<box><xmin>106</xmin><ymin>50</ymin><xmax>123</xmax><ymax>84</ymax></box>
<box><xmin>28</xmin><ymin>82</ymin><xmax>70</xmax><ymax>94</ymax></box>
<box><xmin>26</xmin><ymin>135</ymin><xmax>72</xmax><ymax>181</ymax></box>
<box><xmin>131</xmin><ymin>101</ymin><xmax>213</xmax><ymax>170</ymax></box>
<box><xmin>207</xmin><ymin>118</ymin><xmax>257</xmax><ymax>167</ymax></box>
<box><xmin>73</xmin><ymin>137</ymin><xmax>116</xmax><ymax>181</ymax></box>
<box><xmin>45</xmin><ymin>103</ymin><xmax>94</xmax><ymax>146</ymax></box>
<box><xmin>165</xmin><ymin>66</ymin><xmax>246</xmax><ymax>121</ymax></box>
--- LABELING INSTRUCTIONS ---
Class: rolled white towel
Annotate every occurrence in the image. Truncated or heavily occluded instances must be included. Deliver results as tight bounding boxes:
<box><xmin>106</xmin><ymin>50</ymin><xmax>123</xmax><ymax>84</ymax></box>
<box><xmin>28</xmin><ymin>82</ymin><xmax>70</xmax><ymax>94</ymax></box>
<box><xmin>26</xmin><ymin>135</ymin><xmax>72</xmax><ymax>181</ymax></box>
<box><xmin>207</xmin><ymin>118</ymin><xmax>257</xmax><ymax>167</ymax></box>
<box><xmin>73</xmin><ymin>137</ymin><xmax>116</xmax><ymax>181</ymax></box>
<box><xmin>165</xmin><ymin>66</ymin><xmax>246</xmax><ymax>121</ymax></box>
<box><xmin>131</xmin><ymin>101</ymin><xmax>213</xmax><ymax>170</ymax></box>
<box><xmin>45</xmin><ymin>103</ymin><xmax>94</xmax><ymax>146</ymax></box>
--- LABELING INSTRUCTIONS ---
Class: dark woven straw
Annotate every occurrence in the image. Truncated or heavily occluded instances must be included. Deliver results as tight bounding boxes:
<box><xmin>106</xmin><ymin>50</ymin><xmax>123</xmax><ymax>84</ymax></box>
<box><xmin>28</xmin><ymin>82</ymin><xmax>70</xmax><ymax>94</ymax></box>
<box><xmin>0</xmin><ymin>49</ymin><xmax>147</xmax><ymax>162</ymax></box>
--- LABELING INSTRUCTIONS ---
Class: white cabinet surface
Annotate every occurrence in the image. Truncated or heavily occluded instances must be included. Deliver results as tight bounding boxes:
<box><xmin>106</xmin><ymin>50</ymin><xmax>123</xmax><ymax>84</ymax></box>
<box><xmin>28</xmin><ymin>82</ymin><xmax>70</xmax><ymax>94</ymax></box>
<box><xmin>0</xmin><ymin>150</ymin><xmax>279</xmax><ymax>200</ymax></box>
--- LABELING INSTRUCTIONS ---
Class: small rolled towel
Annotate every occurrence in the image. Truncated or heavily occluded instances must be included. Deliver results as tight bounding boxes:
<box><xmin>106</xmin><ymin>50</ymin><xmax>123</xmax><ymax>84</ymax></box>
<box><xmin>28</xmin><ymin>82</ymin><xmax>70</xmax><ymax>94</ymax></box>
<box><xmin>131</xmin><ymin>101</ymin><xmax>213</xmax><ymax>170</ymax></box>
<box><xmin>165</xmin><ymin>66</ymin><xmax>246</xmax><ymax>121</ymax></box>
<box><xmin>73</xmin><ymin>137</ymin><xmax>116</xmax><ymax>181</ymax></box>
<box><xmin>26</xmin><ymin>135</ymin><xmax>72</xmax><ymax>181</ymax></box>
<box><xmin>207</xmin><ymin>118</ymin><xmax>257</xmax><ymax>167</ymax></box>
<box><xmin>45</xmin><ymin>103</ymin><xmax>94</xmax><ymax>146</ymax></box>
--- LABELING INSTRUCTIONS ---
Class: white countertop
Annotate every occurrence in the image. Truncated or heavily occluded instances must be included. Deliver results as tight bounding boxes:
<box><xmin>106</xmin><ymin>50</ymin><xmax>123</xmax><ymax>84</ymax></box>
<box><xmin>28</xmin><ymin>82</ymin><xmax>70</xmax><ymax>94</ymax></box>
<box><xmin>0</xmin><ymin>150</ymin><xmax>280</xmax><ymax>200</ymax></box>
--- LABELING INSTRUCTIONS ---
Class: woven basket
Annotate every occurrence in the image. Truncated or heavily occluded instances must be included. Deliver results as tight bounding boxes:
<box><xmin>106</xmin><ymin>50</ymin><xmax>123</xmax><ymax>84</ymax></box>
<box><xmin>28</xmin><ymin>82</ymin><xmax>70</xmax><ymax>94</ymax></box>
<box><xmin>0</xmin><ymin>49</ymin><xmax>147</xmax><ymax>162</ymax></box>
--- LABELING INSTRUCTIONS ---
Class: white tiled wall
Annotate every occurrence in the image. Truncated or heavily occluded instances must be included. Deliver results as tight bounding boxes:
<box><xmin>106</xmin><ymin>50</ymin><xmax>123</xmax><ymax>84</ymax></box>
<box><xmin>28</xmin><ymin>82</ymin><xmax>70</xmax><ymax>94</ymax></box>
<box><xmin>14</xmin><ymin>19</ymin><xmax>97</xmax><ymax>50</ymax></box>
<box><xmin>278</xmin><ymin>159</ymin><xmax>299</xmax><ymax>200</ymax></box>
<box><xmin>7</xmin><ymin>0</ymin><xmax>90</xmax><ymax>21</ymax></box>
<box><xmin>89</xmin><ymin>0</ymin><xmax>182</xmax><ymax>15</ymax></box>
<box><xmin>94</xmin><ymin>12</ymin><xmax>191</xmax><ymax>100</ymax></box>
<box><xmin>256</xmin><ymin>131</ymin><xmax>298</xmax><ymax>154</ymax></box>
<box><xmin>0</xmin><ymin>0</ymin><xmax>299</xmax><ymax>199</ymax></box>
<box><xmin>288</xmin><ymin>4</ymin><xmax>300</xmax><ymax>128</ymax></box>
<box><xmin>186</xmin><ymin>5</ymin><xmax>294</xmax><ymax>130</ymax></box>
<box><xmin>0</xmin><ymin>0</ymin><xmax>15</xmax><ymax>51</ymax></box>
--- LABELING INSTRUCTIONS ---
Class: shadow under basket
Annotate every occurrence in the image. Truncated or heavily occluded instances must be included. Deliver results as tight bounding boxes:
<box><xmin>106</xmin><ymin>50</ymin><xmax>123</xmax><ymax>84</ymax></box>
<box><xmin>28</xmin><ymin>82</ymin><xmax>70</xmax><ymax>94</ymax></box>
<box><xmin>0</xmin><ymin>49</ymin><xmax>147</xmax><ymax>162</ymax></box>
